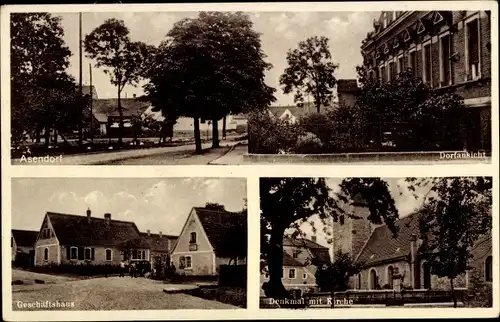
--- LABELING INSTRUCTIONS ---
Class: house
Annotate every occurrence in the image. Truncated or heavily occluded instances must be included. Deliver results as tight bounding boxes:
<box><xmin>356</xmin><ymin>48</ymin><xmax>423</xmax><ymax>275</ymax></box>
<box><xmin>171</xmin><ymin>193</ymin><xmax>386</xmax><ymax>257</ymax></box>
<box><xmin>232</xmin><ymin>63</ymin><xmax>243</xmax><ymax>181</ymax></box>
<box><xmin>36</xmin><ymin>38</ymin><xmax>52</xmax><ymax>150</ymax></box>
<box><xmin>92</xmin><ymin>95</ymin><xmax>150</xmax><ymax>137</ymax></box>
<box><xmin>361</xmin><ymin>11</ymin><xmax>491</xmax><ymax>151</ymax></box>
<box><xmin>140</xmin><ymin>230</ymin><xmax>177</xmax><ymax>269</ymax></box>
<box><xmin>260</xmin><ymin>236</ymin><xmax>331</xmax><ymax>296</ymax></box>
<box><xmin>331</xmin><ymin>195</ymin><xmax>493</xmax><ymax>291</ymax></box>
<box><xmin>268</xmin><ymin>103</ymin><xmax>317</xmax><ymax>124</ymax></box>
<box><xmin>170</xmin><ymin>207</ymin><xmax>247</xmax><ymax>276</ymax></box>
<box><xmin>34</xmin><ymin>209</ymin><xmax>151</xmax><ymax>267</ymax></box>
<box><xmin>11</xmin><ymin>229</ymin><xmax>38</xmax><ymax>265</ymax></box>
<box><xmin>336</xmin><ymin>79</ymin><xmax>360</xmax><ymax>107</ymax></box>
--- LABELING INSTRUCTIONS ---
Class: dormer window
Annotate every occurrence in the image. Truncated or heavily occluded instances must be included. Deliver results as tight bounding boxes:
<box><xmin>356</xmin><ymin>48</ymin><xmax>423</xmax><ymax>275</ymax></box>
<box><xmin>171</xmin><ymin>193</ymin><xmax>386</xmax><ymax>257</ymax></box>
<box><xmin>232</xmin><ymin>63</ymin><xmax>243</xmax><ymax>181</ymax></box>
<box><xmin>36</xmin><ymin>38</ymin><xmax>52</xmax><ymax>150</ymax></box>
<box><xmin>383</xmin><ymin>44</ymin><xmax>390</xmax><ymax>54</ymax></box>
<box><xmin>393</xmin><ymin>38</ymin><xmax>400</xmax><ymax>49</ymax></box>
<box><xmin>433</xmin><ymin>11</ymin><xmax>444</xmax><ymax>25</ymax></box>
<box><xmin>416</xmin><ymin>19</ymin><xmax>426</xmax><ymax>35</ymax></box>
<box><xmin>403</xmin><ymin>29</ymin><xmax>411</xmax><ymax>43</ymax></box>
<box><xmin>189</xmin><ymin>232</ymin><xmax>197</xmax><ymax>244</ymax></box>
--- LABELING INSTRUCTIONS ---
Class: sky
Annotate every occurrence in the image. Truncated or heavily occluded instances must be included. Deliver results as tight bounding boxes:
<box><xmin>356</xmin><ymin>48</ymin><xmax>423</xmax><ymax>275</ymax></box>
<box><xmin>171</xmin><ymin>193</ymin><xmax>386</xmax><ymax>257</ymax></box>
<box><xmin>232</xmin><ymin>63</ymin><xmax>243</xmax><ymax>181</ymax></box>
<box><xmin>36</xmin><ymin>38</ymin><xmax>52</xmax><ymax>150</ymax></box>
<box><xmin>11</xmin><ymin>178</ymin><xmax>246</xmax><ymax>235</ymax></box>
<box><xmin>57</xmin><ymin>11</ymin><xmax>380</xmax><ymax>105</ymax></box>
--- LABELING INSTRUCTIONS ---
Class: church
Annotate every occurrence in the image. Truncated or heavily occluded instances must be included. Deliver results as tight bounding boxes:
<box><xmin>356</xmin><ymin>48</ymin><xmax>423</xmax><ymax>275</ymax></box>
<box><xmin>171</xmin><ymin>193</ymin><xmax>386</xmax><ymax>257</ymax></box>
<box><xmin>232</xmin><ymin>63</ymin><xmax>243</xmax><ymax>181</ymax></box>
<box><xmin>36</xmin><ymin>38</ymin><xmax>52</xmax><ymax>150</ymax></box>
<box><xmin>332</xmin><ymin>195</ymin><xmax>493</xmax><ymax>291</ymax></box>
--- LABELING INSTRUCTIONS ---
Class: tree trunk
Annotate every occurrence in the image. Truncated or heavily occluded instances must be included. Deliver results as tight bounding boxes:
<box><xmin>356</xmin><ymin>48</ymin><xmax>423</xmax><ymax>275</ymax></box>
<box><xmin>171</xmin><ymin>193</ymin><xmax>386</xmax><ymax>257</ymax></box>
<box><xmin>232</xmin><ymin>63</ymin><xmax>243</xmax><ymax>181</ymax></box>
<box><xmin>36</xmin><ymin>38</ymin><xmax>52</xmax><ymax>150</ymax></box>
<box><xmin>265</xmin><ymin>226</ymin><xmax>290</xmax><ymax>300</ymax></box>
<box><xmin>222</xmin><ymin>115</ymin><xmax>227</xmax><ymax>139</ymax></box>
<box><xmin>193</xmin><ymin>117</ymin><xmax>202</xmax><ymax>154</ymax></box>
<box><xmin>44</xmin><ymin>125</ymin><xmax>50</xmax><ymax>148</ymax></box>
<box><xmin>53</xmin><ymin>129</ymin><xmax>58</xmax><ymax>146</ymax></box>
<box><xmin>117</xmin><ymin>86</ymin><xmax>123</xmax><ymax>147</ymax></box>
<box><xmin>35</xmin><ymin>126</ymin><xmax>41</xmax><ymax>143</ymax></box>
<box><xmin>212</xmin><ymin>118</ymin><xmax>220</xmax><ymax>148</ymax></box>
<box><xmin>450</xmin><ymin>278</ymin><xmax>457</xmax><ymax>308</ymax></box>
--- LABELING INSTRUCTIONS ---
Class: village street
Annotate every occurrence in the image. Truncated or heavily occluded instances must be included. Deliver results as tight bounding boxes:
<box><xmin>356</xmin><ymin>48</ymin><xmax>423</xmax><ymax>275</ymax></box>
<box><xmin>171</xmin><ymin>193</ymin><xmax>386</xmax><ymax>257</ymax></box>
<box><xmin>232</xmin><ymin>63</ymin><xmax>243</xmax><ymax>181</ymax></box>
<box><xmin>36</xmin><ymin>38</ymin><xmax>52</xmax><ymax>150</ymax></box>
<box><xmin>12</xmin><ymin>270</ymin><xmax>237</xmax><ymax>310</ymax></box>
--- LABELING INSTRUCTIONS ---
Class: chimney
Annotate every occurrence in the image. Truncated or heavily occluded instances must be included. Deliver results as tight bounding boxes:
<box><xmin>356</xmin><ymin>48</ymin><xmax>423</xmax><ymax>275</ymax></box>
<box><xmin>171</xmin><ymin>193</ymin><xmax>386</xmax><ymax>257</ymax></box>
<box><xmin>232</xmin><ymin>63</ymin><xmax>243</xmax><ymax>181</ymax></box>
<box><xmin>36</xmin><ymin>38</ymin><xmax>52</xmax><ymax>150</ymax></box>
<box><xmin>104</xmin><ymin>213</ymin><xmax>111</xmax><ymax>228</ymax></box>
<box><xmin>86</xmin><ymin>208</ymin><xmax>91</xmax><ymax>224</ymax></box>
<box><xmin>311</xmin><ymin>235</ymin><xmax>317</xmax><ymax>243</ymax></box>
<box><xmin>147</xmin><ymin>229</ymin><xmax>150</xmax><ymax>237</ymax></box>
<box><xmin>159</xmin><ymin>231</ymin><xmax>162</xmax><ymax>238</ymax></box>
<box><xmin>410</xmin><ymin>233</ymin><xmax>418</xmax><ymax>289</ymax></box>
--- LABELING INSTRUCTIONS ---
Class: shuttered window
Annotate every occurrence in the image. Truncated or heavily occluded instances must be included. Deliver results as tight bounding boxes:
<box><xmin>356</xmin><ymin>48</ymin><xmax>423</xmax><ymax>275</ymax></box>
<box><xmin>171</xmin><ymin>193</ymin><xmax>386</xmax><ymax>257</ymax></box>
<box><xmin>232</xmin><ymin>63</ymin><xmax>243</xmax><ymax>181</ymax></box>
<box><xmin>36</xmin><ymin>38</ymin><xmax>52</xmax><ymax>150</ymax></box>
<box><xmin>467</xmin><ymin>18</ymin><xmax>480</xmax><ymax>79</ymax></box>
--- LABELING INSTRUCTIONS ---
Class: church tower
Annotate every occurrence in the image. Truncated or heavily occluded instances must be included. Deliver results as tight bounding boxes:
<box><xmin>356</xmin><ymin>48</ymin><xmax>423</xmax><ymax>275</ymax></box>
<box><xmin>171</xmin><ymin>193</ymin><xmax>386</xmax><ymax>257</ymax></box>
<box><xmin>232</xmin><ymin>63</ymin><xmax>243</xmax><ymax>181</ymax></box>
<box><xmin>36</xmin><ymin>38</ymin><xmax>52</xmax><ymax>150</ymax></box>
<box><xmin>331</xmin><ymin>193</ymin><xmax>374</xmax><ymax>261</ymax></box>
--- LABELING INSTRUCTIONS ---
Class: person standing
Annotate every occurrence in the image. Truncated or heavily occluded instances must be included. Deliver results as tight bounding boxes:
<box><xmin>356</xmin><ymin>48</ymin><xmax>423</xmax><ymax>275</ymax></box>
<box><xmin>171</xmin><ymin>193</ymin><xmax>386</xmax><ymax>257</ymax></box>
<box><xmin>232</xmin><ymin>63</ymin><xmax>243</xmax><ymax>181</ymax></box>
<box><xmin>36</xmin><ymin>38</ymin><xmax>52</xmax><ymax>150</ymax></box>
<box><xmin>119</xmin><ymin>260</ymin><xmax>125</xmax><ymax>277</ymax></box>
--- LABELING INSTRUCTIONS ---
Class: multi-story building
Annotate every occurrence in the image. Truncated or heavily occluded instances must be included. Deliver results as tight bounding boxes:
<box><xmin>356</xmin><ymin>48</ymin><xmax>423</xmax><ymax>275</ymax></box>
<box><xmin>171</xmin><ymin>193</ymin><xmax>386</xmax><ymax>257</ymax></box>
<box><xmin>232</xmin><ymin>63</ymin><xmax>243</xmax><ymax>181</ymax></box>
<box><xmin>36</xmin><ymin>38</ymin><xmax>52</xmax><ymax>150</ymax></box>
<box><xmin>361</xmin><ymin>11</ymin><xmax>491</xmax><ymax>151</ymax></box>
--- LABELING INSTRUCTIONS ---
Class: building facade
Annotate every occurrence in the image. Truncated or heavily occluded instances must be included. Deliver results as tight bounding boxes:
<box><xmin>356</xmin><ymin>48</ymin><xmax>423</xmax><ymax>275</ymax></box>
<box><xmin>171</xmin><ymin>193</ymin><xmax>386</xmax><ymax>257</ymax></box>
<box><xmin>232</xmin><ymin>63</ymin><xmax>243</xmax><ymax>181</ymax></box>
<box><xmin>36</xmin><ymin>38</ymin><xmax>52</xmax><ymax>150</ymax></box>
<box><xmin>361</xmin><ymin>11</ymin><xmax>491</xmax><ymax>151</ymax></box>
<box><xmin>171</xmin><ymin>207</ymin><xmax>247</xmax><ymax>276</ymax></box>
<box><xmin>332</xmin><ymin>196</ymin><xmax>493</xmax><ymax>291</ymax></box>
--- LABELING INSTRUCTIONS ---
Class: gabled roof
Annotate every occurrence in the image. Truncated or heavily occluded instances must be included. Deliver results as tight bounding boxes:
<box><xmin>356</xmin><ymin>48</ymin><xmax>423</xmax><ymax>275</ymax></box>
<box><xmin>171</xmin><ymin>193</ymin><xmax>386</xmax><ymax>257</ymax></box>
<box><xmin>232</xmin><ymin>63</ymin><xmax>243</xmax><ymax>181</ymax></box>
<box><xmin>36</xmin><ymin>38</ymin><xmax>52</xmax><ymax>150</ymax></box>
<box><xmin>92</xmin><ymin>98</ymin><xmax>150</xmax><ymax>123</ymax></box>
<box><xmin>356</xmin><ymin>212</ymin><xmax>421</xmax><ymax>266</ymax></box>
<box><xmin>283</xmin><ymin>252</ymin><xmax>306</xmax><ymax>267</ymax></box>
<box><xmin>268</xmin><ymin>103</ymin><xmax>317</xmax><ymax>119</ymax></box>
<box><xmin>82</xmin><ymin>85</ymin><xmax>98</xmax><ymax>99</ymax></box>
<box><xmin>283</xmin><ymin>237</ymin><xmax>332</xmax><ymax>265</ymax></box>
<box><xmin>337</xmin><ymin>79</ymin><xmax>359</xmax><ymax>93</ymax></box>
<box><xmin>193</xmin><ymin>207</ymin><xmax>247</xmax><ymax>257</ymax></box>
<box><xmin>12</xmin><ymin>229</ymin><xmax>38</xmax><ymax>247</ymax></box>
<box><xmin>140</xmin><ymin>232</ymin><xmax>177</xmax><ymax>252</ymax></box>
<box><xmin>45</xmin><ymin>212</ymin><xmax>150</xmax><ymax>248</ymax></box>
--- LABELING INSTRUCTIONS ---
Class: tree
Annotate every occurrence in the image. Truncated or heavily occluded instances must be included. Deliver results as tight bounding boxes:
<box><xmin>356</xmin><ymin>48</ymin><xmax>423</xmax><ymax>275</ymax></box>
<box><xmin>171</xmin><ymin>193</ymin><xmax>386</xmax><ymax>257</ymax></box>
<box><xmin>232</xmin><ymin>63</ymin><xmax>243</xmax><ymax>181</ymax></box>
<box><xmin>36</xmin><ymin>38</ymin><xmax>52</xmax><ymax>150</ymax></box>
<box><xmin>10</xmin><ymin>13</ymin><xmax>76</xmax><ymax>146</ymax></box>
<box><xmin>315</xmin><ymin>250</ymin><xmax>362</xmax><ymax>292</ymax></box>
<box><xmin>205</xmin><ymin>202</ymin><xmax>226</xmax><ymax>211</ymax></box>
<box><xmin>280</xmin><ymin>36</ymin><xmax>338</xmax><ymax>113</ymax></box>
<box><xmin>260</xmin><ymin>178</ymin><xmax>399</xmax><ymax>299</ymax></box>
<box><xmin>144</xmin><ymin>12</ymin><xmax>275</xmax><ymax>153</ymax></box>
<box><xmin>84</xmin><ymin>19</ymin><xmax>154</xmax><ymax>146</ymax></box>
<box><xmin>356</xmin><ymin>69</ymin><xmax>465</xmax><ymax>151</ymax></box>
<box><xmin>414</xmin><ymin>177</ymin><xmax>492</xmax><ymax>307</ymax></box>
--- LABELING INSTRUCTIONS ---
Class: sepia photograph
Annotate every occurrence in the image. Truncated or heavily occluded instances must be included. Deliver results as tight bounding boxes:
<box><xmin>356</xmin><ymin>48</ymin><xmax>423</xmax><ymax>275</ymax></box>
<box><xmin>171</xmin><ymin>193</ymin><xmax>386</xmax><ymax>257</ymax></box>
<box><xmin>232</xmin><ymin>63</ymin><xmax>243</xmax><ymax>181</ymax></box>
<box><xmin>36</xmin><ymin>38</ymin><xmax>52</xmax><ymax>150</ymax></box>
<box><xmin>8</xmin><ymin>10</ymin><xmax>492</xmax><ymax>165</ymax></box>
<box><xmin>10</xmin><ymin>177</ymin><xmax>247</xmax><ymax>310</ymax></box>
<box><xmin>259</xmin><ymin>177</ymin><xmax>493</xmax><ymax>308</ymax></box>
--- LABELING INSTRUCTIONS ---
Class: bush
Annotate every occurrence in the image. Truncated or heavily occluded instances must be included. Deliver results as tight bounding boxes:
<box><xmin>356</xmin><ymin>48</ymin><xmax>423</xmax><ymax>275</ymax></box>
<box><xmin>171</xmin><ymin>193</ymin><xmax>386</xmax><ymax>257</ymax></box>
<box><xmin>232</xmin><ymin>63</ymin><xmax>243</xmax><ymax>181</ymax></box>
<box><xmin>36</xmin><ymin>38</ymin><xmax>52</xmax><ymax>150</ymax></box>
<box><xmin>294</xmin><ymin>132</ymin><xmax>323</xmax><ymax>154</ymax></box>
<box><xmin>31</xmin><ymin>263</ymin><xmax>121</xmax><ymax>276</ymax></box>
<box><xmin>382</xmin><ymin>284</ymin><xmax>392</xmax><ymax>289</ymax></box>
<box><xmin>248</xmin><ymin>110</ymin><xmax>300</xmax><ymax>154</ymax></box>
<box><xmin>13</xmin><ymin>252</ymin><xmax>32</xmax><ymax>269</ymax></box>
<box><xmin>465</xmin><ymin>271</ymin><xmax>493</xmax><ymax>307</ymax></box>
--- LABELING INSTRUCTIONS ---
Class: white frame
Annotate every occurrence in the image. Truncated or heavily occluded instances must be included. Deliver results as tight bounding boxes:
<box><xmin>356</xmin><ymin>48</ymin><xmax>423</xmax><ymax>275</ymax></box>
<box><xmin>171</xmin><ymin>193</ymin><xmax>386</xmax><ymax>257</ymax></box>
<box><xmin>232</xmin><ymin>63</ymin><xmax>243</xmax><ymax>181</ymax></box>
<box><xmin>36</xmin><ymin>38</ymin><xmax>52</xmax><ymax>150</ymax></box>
<box><xmin>464</xmin><ymin>13</ymin><xmax>481</xmax><ymax>80</ymax></box>
<box><xmin>288</xmin><ymin>268</ymin><xmax>296</xmax><ymax>279</ymax></box>
<box><xmin>422</xmin><ymin>40</ymin><xmax>432</xmax><ymax>85</ymax></box>
<box><xmin>70</xmin><ymin>246</ymin><xmax>78</xmax><ymax>260</ymax></box>
<box><xmin>84</xmin><ymin>247</ymin><xmax>92</xmax><ymax>261</ymax></box>
<box><xmin>439</xmin><ymin>31</ymin><xmax>452</xmax><ymax>86</ymax></box>
<box><xmin>105</xmin><ymin>248</ymin><xmax>113</xmax><ymax>262</ymax></box>
<box><xmin>185</xmin><ymin>255</ymin><xmax>192</xmax><ymax>269</ymax></box>
<box><xmin>397</xmin><ymin>54</ymin><xmax>404</xmax><ymax>74</ymax></box>
<box><xmin>408</xmin><ymin>47</ymin><xmax>417</xmax><ymax>74</ymax></box>
<box><xmin>369</xmin><ymin>268</ymin><xmax>378</xmax><ymax>290</ymax></box>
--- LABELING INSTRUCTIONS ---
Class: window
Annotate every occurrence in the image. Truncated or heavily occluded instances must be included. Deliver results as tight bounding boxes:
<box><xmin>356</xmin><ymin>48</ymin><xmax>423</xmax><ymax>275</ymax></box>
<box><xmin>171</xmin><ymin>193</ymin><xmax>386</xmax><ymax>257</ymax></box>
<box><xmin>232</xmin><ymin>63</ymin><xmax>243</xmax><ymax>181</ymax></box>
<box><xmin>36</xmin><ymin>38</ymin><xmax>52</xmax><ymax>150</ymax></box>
<box><xmin>383</xmin><ymin>12</ymin><xmax>388</xmax><ymax>28</ymax></box>
<box><xmin>380</xmin><ymin>65</ymin><xmax>387</xmax><ymax>83</ymax></box>
<box><xmin>485</xmin><ymin>256</ymin><xmax>492</xmax><ymax>282</ymax></box>
<box><xmin>44</xmin><ymin>248</ymin><xmax>48</xmax><ymax>261</ymax></box>
<box><xmin>397</xmin><ymin>55</ymin><xmax>404</xmax><ymax>74</ymax></box>
<box><xmin>292</xmin><ymin>249</ymin><xmax>300</xmax><ymax>259</ymax></box>
<box><xmin>389</xmin><ymin>61</ymin><xmax>396</xmax><ymax>81</ymax></box>
<box><xmin>303</xmin><ymin>273</ymin><xmax>307</xmax><ymax>280</ymax></box>
<box><xmin>288</xmin><ymin>268</ymin><xmax>296</xmax><ymax>279</ymax></box>
<box><xmin>179</xmin><ymin>256</ymin><xmax>186</xmax><ymax>269</ymax></box>
<box><xmin>369</xmin><ymin>269</ymin><xmax>378</xmax><ymax>290</ymax></box>
<box><xmin>339</xmin><ymin>215</ymin><xmax>345</xmax><ymax>226</ymax></box>
<box><xmin>70</xmin><ymin>247</ymin><xmax>78</xmax><ymax>260</ymax></box>
<box><xmin>11</xmin><ymin>237</ymin><xmax>13</xmax><ymax>248</ymax></box>
<box><xmin>440</xmin><ymin>33</ymin><xmax>452</xmax><ymax>86</ymax></box>
<box><xmin>105</xmin><ymin>249</ymin><xmax>112</xmax><ymax>261</ymax></box>
<box><xmin>409</xmin><ymin>50</ymin><xmax>417</xmax><ymax>74</ymax></box>
<box><xmin>185</xmin><ymin>255</ymin><xmax>192</xmax><ymax>269</ymax></box>
<box><xmin>142</xmin><ymin>250</ymin><xmax>146</xmax><ymax>260</ymax></box>
<box><xmin>132</xmin><ymin>249</ymin><xmax>143</xmax><ymax>260</ymax></box>
<box><xmin>368</xmin><ymin>70</ymin><xmax>376</xmax><ymax>80</ymax></box>
<box><xmin>84</xmin><ymin>247</ymin><xmax>92</xmax><ymax>260</ymax></box>
<box><xmin>423</xmin><ymin>42</ymin><xmax>432</xmax><ymax>84</ymax></box>
<box><xmin>392</xmin><ymin>11</ymin><xmax>397</xmax><ymax>21</ymax></box>
<box><xmin>466</xmin><ymin>18</ymin><xmax>480</xmax><ymax>79</ymax></box>
<box><xmin>189</xmin><ymin>232</ymin><xmax>197</xmax><ymax>244</ymax></box>
<box><xmin>265</xmin><ymin>272</ymin><xmax>269</xmax><ymax>278</ymax></box>
<box><xmin>387</xmin><ymin>266</ymin><xmax>394</xmax><ymax>289</ymax></box>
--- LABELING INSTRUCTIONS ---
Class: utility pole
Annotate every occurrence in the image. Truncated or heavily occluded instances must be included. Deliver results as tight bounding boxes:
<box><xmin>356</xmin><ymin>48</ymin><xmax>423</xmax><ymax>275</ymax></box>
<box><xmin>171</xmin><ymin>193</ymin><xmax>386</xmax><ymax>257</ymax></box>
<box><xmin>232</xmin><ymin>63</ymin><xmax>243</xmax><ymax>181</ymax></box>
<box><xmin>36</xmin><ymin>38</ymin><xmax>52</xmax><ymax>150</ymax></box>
<box><xmin>89</xmin><ymin>63</ymin><xmax>93</xmax><ymax>142</ymax></box>
<box><xmin>78</xmin><ymin>12</ymin><xmax>83</xmax><ymax>147</ymax></box>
